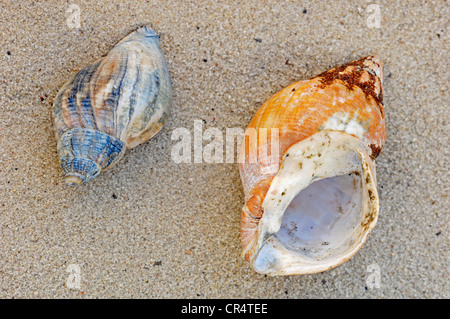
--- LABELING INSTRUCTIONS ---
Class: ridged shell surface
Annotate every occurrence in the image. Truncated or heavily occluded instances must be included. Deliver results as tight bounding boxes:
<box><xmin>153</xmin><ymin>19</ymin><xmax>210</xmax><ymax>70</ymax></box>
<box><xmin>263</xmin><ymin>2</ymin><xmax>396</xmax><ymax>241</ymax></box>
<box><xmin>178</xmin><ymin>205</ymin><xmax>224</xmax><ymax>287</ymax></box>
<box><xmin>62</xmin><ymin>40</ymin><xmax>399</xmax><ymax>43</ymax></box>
<box><xmin>239</xmin><ymin>56</ymin><xmax>386</xmax><ymax>275</ymax></box>
<box><xmin>52</xmin><ymin>26</ymin><xmax>172</xmax><ymax>185</ymax></box>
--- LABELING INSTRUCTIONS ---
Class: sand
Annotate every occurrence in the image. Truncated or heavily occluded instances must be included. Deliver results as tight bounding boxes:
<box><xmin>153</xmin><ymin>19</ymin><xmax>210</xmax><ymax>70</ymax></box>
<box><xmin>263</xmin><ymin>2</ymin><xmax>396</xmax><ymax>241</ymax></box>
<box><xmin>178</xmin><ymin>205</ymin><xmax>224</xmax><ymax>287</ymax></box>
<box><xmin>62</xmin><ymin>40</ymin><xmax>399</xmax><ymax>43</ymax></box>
<box><xmin>0</xmin><ymin>0</ymin><xmax>448</xmax><ymax>298</ymax></box>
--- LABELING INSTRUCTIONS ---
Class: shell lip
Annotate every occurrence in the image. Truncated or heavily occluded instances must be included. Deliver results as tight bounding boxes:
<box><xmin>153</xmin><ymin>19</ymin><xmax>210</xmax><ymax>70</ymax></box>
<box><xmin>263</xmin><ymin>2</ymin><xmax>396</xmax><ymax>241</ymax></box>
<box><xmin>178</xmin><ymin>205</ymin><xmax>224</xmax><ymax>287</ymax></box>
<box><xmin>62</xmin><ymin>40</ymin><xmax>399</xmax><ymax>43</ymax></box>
<box><xmin>246</xmin><ymin>130</ymin><xmax>380</xmax><ymax>276</ymax></box>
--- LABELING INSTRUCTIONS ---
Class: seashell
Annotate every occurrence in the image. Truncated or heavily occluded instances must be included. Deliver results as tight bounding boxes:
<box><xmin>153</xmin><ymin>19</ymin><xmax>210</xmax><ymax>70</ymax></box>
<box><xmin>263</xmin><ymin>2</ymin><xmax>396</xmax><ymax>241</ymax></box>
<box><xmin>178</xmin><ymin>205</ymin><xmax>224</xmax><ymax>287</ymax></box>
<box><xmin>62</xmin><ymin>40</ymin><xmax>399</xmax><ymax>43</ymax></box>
<box><xmin>52</xmin><ymin>26</ymin><xmax>172</xmax><ymax>186</ymax></box>
<box><xmin>239</xmin><ymin>56</ymin><xmax>386</xmax><ymax>275</ymax></box>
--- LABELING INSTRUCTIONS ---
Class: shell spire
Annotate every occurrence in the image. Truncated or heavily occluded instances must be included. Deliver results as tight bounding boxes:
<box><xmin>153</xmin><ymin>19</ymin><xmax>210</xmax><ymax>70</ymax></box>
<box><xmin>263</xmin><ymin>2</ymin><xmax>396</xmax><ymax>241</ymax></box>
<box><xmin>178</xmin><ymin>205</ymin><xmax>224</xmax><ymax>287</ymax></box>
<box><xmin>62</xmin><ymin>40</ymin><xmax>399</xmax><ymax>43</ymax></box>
<box><xmin>239</xmin><ymin>56</ymin><xmax>386</xmax><ymax>275</ymax></box>
<box><xmin>52</xmin><ymin>25</ymin><xmax>172</xmax><ymax>185</ymax></box>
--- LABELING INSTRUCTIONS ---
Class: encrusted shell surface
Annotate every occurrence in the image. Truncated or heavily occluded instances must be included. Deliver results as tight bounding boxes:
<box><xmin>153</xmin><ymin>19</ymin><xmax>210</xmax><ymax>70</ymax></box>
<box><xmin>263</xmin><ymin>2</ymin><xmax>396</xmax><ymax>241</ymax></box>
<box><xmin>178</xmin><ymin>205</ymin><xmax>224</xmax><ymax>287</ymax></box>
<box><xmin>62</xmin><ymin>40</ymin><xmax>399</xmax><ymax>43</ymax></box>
<box><xmin>52</xmin><ymin>26</ymin><xmax>172</xmax><ymax>185</ymax></box>
<box><xmin>239</xmin><ymin>56</ymin><xmax>386</xmax><ymax>275</ymax></box>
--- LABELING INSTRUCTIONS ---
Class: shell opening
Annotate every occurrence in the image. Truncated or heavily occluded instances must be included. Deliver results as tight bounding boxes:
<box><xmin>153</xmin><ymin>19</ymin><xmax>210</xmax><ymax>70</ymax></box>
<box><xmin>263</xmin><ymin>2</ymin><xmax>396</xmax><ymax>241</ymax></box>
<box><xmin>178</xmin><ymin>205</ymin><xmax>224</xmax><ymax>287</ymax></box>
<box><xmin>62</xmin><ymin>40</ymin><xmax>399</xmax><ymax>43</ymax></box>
<box><xmin>251</xmin><ymin>131</ymin><xmax>379</xmax><ymax>275</ymax></box>
<box><xmin>276</xmin><ymin>172</ymin><xmax>363</xmax><ymax>260</ymax></box>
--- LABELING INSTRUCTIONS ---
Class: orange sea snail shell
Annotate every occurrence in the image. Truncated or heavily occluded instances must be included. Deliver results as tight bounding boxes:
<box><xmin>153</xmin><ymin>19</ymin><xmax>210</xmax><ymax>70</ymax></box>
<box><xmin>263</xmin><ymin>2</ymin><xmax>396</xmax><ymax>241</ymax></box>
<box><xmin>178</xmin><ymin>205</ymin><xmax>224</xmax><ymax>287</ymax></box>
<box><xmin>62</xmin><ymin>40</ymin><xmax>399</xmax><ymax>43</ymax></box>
<box><xmin>239</xmin><ymin>56</ymin><xmax>386</xmax><ymax>275</ymax></box>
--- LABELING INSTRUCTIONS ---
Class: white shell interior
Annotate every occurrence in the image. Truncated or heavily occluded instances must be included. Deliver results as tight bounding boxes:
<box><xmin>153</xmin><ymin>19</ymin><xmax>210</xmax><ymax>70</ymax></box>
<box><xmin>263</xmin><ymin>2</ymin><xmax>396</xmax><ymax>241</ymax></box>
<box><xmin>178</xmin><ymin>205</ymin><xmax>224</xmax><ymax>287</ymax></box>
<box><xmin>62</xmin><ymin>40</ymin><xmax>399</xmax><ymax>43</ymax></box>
<box><xmin>251</xmin><ymin>130</ymin><xmax>378</xmax><ymax>275</ymax></box>
<box><xmin>277</xmin><ymin>173</ymin><xmax>363</xmax><ymax>260</ymax></box>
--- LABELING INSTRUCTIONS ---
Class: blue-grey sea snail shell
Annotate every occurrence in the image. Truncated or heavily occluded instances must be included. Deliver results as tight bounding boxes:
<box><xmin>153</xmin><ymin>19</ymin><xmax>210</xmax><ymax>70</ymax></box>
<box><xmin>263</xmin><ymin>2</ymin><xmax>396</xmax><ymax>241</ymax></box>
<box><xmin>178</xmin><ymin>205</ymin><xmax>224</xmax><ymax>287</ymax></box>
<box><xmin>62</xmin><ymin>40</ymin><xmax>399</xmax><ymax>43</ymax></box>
<box><xmin>52</xmin><ymin>26</ymin><xmax>172</xmax><ymax>186</ymax></box>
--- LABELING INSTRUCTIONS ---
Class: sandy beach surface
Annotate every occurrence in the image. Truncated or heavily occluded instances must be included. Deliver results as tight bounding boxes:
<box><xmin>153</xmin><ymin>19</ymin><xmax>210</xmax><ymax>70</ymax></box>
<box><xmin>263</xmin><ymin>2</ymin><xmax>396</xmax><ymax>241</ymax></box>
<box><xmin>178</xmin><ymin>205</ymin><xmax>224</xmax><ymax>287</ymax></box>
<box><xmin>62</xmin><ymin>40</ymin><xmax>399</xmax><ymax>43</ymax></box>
<box><xmin>0</xmin><ymin>0</ymin><xmax>448</xmax><ymax>298</ymax></box>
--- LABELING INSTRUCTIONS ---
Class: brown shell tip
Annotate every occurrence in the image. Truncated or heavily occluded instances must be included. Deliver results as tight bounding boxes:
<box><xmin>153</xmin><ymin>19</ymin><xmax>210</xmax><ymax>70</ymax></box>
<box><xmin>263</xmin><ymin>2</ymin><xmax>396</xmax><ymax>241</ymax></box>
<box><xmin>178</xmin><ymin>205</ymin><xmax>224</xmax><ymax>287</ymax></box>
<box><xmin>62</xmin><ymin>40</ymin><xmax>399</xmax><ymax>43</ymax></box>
<box><xmin>316</xmin><ymin>55</ymin><xmax>384</xmax><ymax>109</ymax></box>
